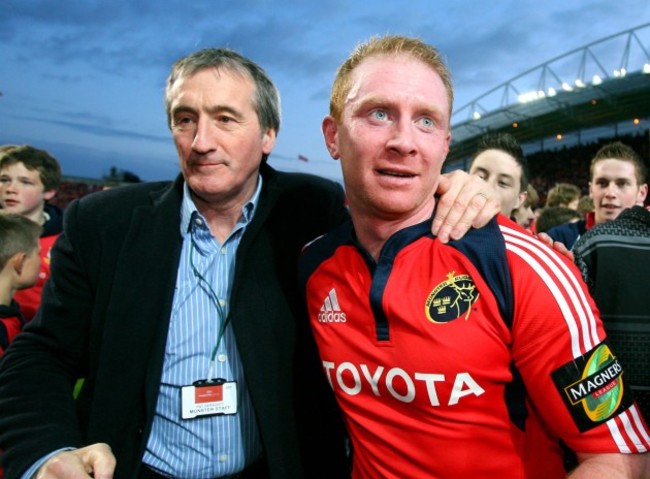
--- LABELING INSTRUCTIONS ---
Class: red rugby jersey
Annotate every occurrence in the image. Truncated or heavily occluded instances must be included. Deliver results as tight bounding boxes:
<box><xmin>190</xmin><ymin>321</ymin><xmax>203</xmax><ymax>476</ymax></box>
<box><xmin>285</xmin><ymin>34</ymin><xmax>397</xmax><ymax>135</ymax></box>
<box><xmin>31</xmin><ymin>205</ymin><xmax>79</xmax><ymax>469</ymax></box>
<box><xmin>299</xmin><ymin>215</ymin><xmax>650</xmax><ymax>479</ymax></box>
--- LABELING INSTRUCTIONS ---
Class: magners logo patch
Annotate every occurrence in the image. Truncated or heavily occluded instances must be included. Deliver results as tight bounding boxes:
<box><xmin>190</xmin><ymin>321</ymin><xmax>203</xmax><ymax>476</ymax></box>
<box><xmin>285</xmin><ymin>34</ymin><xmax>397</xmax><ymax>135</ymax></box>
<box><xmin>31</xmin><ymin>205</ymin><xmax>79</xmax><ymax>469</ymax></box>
<box><xmin>425</xmin><ymin>271</ymin><xmax>479</xmax><ymax>324</ymax></box>
<box><xmin>551</xmin><ymin>342</ymin><xmax>632</xmax><ymax>432</ymax></box>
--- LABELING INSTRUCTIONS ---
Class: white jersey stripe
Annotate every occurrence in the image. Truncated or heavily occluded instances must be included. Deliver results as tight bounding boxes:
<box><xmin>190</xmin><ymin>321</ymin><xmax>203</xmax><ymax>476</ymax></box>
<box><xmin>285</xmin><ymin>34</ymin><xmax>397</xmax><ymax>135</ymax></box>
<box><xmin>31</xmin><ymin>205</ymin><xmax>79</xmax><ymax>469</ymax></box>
<box><xmin>505</xmin><ymin>242</ymin><xmax>583</xmax><ymax>357</ymax></box>
<box><xmin>502</xmin><ymin>225</ymin><xmax>650</xmax><ymax>452</ymax></box>
<box><xmin>502</xmin><ymin>226</ymin><xmax>600</xmax><ymax>347</ymax></box>
<box><xmin>629</xmin><ymin>405</ymin><xmax>650</xmax><ymax>452</ymax></box>
<box><xmin>505</xmin><ymin>237</ymin><xmax>596</xmax><ymax>352</ymax></box>
<box><xmin>618</xmin><ymin>409</ymin><xmax>647</xmax><ymax>453</ymax></box>
<box><xmin>606</xmin><ymin>417</ymin><xmax>631</xmax><ymax>453</ymax></box>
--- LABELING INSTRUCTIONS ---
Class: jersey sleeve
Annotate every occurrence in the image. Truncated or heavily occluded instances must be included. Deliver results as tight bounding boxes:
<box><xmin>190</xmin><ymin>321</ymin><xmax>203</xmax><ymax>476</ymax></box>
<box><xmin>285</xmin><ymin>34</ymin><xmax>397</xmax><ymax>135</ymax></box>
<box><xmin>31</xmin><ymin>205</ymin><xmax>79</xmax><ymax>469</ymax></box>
<box><xmin>500</xmin><ymin>222</ymin><xmax>650</xmax><ymax>454</ymax></box>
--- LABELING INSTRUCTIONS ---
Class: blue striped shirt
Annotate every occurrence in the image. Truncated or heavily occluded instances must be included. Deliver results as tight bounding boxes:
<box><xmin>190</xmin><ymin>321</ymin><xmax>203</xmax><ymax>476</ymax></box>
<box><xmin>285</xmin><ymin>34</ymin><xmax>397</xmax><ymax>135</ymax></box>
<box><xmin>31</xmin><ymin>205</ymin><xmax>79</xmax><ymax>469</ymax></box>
<box><xmin>143</xmin><ymin>178</ymin><xmax>263</xmax><ymax>478</ymax></box>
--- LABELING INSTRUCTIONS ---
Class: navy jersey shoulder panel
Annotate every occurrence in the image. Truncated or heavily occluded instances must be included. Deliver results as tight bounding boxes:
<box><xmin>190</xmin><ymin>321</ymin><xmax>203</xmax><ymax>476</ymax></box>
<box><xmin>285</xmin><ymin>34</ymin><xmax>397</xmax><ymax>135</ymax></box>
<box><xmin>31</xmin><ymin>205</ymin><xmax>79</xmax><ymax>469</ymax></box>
<box><xmin>298</xmin><ymin>220</ymin><xmax>356</xmax><ymax>295</ymax></box>
<box><xmin>448</xmin><ymin>217</ymin><xmax>514</xmax><ymax>328</ymax></box>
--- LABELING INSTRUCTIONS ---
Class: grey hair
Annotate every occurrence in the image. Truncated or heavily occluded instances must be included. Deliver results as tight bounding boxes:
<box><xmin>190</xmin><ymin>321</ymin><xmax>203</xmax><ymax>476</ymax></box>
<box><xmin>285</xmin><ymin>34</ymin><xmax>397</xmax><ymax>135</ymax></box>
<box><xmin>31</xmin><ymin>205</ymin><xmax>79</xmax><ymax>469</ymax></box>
<box><xmin>164</xmin><ymin>48</ymin><xmax>281</xmax><ymax>136</ymax></box>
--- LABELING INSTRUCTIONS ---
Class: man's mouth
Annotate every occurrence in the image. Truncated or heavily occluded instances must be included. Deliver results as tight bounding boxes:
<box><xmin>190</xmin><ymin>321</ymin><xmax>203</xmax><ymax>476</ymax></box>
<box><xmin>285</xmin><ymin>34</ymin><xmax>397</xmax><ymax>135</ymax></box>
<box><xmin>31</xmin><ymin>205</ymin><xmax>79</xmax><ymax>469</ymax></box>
<box><xmin>377</xmin><ymin>169</ymin><xmax>414</xmax><ymax>178</ymax></box>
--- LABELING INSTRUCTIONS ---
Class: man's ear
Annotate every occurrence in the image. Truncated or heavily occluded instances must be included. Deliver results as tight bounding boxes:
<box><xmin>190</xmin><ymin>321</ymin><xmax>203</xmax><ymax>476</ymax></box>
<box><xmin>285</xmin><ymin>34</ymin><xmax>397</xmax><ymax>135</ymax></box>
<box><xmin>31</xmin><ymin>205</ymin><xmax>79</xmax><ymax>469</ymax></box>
<box><xmin>322</xmin><ymin>116</ymin><xmax>341</xmax><ymax>160</ymax></box>
<box><xmin>637</xmin><ymin>183</ymin><xmax>648</xmax><ymax>205</ymax></box>
<box><xmin>261</xmin><ymin>128</ymin><xmax>277</xmax><ymax>156</ymax></box>
<box><xmin>10</xmin><ymin>252</ymin><xmax>27</xmax><ymax>276</ymax></box>
<box><xmin>514</xmin><ymin>190</ymin><xmax>528</xmax><ymax>211</ymax></box>
<box><xmin>43</xmin><ymin>189</ymin><xmax>56</xmax><ymax>201</ymax></box>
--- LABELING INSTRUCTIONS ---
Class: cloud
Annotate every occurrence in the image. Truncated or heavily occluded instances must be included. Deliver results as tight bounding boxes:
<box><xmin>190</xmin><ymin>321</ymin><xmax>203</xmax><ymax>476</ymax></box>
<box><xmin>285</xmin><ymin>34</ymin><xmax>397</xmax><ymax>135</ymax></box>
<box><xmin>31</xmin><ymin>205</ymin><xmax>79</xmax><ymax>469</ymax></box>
<box><xmin>2</xmin><ymin>0</ymin><xmax>648</xmax><ymax>183</ymax></box>
<box><xmin>13</xmin><ymin>113</ymin><xmax>168</xmax><ymax>142</ymax></box>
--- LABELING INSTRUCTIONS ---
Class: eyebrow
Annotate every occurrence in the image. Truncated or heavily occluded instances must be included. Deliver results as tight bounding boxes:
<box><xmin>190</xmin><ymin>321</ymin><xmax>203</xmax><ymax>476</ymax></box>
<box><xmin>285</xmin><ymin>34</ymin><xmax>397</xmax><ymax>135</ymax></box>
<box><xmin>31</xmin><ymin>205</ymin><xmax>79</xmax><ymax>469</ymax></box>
<box><xmin>356</xmin><ymin>95</ymin><xmax>446</xmax><ymax>118</ymax></box>
<box><xmin>171</xmin><ymin>104</ymin><xmax>244</xmax><ymax>120</ymax></box>
<box><xmin>497</xmin><ymin>172</ymin><xmax>516</xmax><ymax>183</ymax></box>
<box><xmin>205</xmin><ymin>104</ymin><xmax>244</xmax><ymax>120</ymax></box>
<box><xmin>0</xmin><ymin>174</ymin><xmax>36</xmax><ymax>182</ymax></box>
<box><xmin>594</xmin><ymin>176</ymin><xmax>633</xmax><ymax>183</ymax></box>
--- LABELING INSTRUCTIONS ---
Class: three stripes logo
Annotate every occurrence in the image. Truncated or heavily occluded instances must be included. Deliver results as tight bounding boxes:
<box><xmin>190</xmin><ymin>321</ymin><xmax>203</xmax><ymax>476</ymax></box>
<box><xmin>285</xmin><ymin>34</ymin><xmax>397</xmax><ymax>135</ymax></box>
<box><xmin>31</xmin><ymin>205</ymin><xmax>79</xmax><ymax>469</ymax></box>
<box><xmin>318</xmin><ymin>288</ymin><xmax>347</xmax><ymax>323</ymax></box>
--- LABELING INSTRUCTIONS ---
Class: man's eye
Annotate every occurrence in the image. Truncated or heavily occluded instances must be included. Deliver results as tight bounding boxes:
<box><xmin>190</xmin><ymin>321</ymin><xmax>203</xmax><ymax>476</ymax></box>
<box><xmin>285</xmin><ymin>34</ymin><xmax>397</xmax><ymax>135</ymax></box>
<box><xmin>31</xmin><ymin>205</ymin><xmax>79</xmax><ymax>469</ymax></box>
<box><xmin>371</xmin><ymin>110</ymin><xmax>388</xmax><ymax>121</ymax></box>
<box><xmin>420</xmin><ymin>117</ymin><xmax>434</xmax><ymax>128</ymax></box>
<box><xmin>174</xmin><ymin>116</ymin><xmax>194</xmax><ymax>128</ymax></box>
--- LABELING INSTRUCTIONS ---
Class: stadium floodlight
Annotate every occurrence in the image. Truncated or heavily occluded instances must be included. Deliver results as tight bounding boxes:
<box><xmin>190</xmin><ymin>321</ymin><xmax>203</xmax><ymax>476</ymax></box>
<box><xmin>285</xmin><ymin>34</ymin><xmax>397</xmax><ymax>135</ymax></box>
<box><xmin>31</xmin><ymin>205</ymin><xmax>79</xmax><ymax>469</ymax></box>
<box><xmin>643</xmin><ymin>64</ymin><xmax>650</xmax><ymax>74</ymax></box>
<box><xmin>518</xmin><ymin>92</ymin><xmax>530</xmax><ymax>103</ymax></box>
<box><xmin>575</xmin><ymin>79</ymin><xmax>586</xmax><ymax>88</ymax></box>
<box><xmin>547</xmin><ymin>87</ymin><xmax>557</xmax><ymax>97</ymax></box>
<box><xmin>561</xmin><ymin>82</ymin><xmax>573</xmax><ymax>92</ymax></box>
<box><xmin>592</xmin><ymin>75</ymin><xmax>603</xmax><ymax>85</ymax></box>
<box><xmin>613</xmin><ymin>68</ymin><xmax>627</xmax><ymax>77</ymax></box>
<box><xmin>518</xmin><ymin>90</ymin><xmax>543</xmax><ymax>103</ymax></box>
<box><xmin>472</xmin><ymin>111</ymin><xmax>481</xmax><ymax>120</ymax></box>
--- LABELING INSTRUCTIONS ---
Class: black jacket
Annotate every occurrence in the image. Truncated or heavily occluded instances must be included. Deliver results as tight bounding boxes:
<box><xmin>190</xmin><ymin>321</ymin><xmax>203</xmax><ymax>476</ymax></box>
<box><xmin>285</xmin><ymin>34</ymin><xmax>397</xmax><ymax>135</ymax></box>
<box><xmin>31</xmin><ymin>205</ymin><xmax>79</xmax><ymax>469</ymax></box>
<box><xmin>0</xmin><ymin>164</ymin><xmax>350</xmax><ymax>478</ymax></box>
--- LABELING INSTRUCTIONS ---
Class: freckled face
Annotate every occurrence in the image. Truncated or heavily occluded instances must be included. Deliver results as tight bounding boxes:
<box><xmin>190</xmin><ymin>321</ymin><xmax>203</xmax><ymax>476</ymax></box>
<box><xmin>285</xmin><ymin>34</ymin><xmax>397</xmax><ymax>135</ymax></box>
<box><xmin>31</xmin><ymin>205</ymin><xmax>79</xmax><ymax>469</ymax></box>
<box><xmin>322</xmin><ymin>55</ymin><xmax>451</xmax><ymax>223</ymax></box>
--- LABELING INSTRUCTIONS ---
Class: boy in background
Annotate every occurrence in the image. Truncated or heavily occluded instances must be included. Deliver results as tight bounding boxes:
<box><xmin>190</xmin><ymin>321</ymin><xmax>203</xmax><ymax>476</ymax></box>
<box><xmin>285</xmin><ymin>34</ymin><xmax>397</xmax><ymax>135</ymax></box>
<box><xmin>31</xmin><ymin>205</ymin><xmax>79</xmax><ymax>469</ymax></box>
<box><xmin>546</xmin><ymin>142</ymin><xmax>647</xmax><ymax>249</ymax></box>
<box><xmin>468</xmin><ymin>132</ymin><xmax>530</xmax><ymax>219</ymax></box>
<box><xmin>0</xmin><ymin>214</ymin><xmax>41</xmax><ymax>355</ymax></box>
<box><xmin>545</xmin><ymin>182</ymin><xmax>581</xmax><ymax>209</ymax></box>
<box><xmin>0</xmin><ymin>145</ymin><xmax>63</xmax><ymax>321</ymax></box>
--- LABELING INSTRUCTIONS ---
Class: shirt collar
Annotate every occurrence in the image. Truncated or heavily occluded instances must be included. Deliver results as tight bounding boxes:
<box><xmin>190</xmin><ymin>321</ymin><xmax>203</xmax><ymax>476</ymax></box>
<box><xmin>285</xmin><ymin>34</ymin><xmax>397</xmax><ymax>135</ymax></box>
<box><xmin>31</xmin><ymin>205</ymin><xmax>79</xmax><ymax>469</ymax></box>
<box><xmin>180</xmin><ymin>175</ymin><xmax>263</xmax><ymax>238</ymax></box>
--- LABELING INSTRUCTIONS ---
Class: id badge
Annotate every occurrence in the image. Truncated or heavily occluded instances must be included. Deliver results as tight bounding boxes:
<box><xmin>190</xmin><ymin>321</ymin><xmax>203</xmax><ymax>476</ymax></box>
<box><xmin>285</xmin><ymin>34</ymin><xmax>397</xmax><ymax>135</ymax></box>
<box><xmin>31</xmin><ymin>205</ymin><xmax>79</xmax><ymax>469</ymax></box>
<box><xmin>181</xmin><ymin>378</ymin><xmax>238</xmax><ymax>419</ymax></box>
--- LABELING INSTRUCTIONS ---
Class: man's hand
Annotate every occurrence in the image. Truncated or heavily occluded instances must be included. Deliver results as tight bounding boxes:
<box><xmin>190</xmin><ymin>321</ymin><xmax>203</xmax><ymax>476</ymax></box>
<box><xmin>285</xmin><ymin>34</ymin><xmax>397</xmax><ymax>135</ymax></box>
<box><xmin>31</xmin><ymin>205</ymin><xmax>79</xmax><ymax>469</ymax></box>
<box><xmin>36</xmin><ymin>444</ymin><xmax>116</xmax><ymax>479</ymax></box>
<box><xmin>536</xmin><ymin>232</ymin><xmax>574</xmax><ymax>262</ymax></box>
<box><xmin>433</xmin><ymin>170</ymin><xmax>501</xmax><ymax>243</ymax></box>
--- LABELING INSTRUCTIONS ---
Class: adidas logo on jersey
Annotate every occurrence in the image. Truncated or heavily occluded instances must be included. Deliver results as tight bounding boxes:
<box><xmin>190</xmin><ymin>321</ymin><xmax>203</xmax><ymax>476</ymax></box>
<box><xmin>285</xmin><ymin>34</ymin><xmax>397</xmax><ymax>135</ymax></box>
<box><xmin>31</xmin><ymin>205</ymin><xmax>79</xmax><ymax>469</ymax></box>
<box><xmin>318</xmin><ymin>288</ymin><xmax>347</xmax><ymax>323</ymax></box>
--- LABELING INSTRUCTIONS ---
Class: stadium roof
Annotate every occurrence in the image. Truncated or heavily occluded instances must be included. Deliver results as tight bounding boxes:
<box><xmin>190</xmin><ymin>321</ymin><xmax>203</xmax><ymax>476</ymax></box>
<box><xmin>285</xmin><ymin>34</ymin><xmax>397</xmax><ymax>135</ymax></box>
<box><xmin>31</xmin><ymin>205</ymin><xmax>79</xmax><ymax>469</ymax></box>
<box><xmin>448</xmin><ymin>23</ymin><xmax>650</xmax><ymax>163</ymax></box>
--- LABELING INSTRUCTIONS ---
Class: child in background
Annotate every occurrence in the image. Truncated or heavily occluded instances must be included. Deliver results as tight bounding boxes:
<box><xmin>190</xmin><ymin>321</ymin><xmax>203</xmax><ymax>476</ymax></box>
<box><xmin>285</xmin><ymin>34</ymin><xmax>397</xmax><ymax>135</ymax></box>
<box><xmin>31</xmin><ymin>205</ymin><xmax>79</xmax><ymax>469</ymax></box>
<box><xmin>512</xmin><ymin>184</ymin><xmax>539</xmax><ymax>232</ymax></box>
<box><xmin>0</xmin><ymin>145</ymin><xmax>62</xmax><ymax>321</ymax></box>
<box><xmin>0</xmin><ymin>214</ymin><xmax>41</xmax><ymax>355</ymax></box>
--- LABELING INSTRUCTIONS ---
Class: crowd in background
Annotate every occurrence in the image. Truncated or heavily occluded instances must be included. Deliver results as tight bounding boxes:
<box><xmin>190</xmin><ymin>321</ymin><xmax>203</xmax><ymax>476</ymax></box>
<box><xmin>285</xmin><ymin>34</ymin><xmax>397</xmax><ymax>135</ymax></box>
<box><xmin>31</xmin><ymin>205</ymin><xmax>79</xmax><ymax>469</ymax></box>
<box><xmin>528</xmin><ymin>131</ymin><xmax>649</xmax><ymax>206</ymax></box>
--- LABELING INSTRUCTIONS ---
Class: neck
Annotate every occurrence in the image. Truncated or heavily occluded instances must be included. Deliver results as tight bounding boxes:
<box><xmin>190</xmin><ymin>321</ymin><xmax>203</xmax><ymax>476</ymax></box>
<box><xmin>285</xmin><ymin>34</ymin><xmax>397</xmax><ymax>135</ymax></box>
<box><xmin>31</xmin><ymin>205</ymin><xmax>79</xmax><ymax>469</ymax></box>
<box><xmin>188</xmin><ymin>178</ymin><xmax>258</xmax><ymax>244</ymax></box>
<box><xmin>0</xmin><ymin>275</ymin><xmax>15</xmax><ymax>307</ymax></box>
<box><xmin>198</xmin><ymin>206</ymin><xmax>242</xmax><ymax>244</ymax></box>
<box><xmin>24</xmin><ymin>209</ymin><xmax>46</xmax><ymax>226</ymax></box>
<box><xmin>190</xmin><ymin>193</ymin><xmax>247</xmax><ymax>244</ymax></box>
<box><xmin>351</xmin><ymin>205</ymin><xmax>434</xmax><ymax>261</ymax></box>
